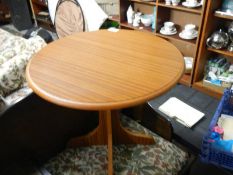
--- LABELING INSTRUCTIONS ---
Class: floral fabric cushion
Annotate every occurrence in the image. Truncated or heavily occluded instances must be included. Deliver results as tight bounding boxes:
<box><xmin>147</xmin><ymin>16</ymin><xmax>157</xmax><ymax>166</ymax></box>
<box><xmin>0</xmin><ymin>29</ymin><xmax>46</xmax><ymax>97</ymax></box>
<box><xmin>44</xmin><ymin>115</ymin><xmax>188</xmax><ymax>175</ymax></box>
<box><xmin>44</xmin><ymin>145</ymin><xmax>108</xmax><ymax>175</ymax></box>
<box><xmin>114</xmin><ymin>115</ymin><xmax>189</xmax><ymax>175</ymax></box>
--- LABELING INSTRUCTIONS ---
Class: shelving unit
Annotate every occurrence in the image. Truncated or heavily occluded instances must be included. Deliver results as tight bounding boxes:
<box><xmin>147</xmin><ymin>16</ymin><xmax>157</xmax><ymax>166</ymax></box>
<box><xmin>116</xmin><ymin>0</ymin><xmax>207</xmax><ymax>86</ymax></box>
<box><xmin>130</xmin><ymin>0</ymin><xmax>156</xmax><ymax>6</ymax></box>
<box><xmin>207</xmin><ymin>48</ymin><xmax>233</xmax><ymax>57</ymax></box>
<box><xmin>120</xmin><ymin>21</ymin><xmax>154</xmax><ymax>32</ymax></box>
<box><xmin>192</xmin><ymin>0</ymin><xmax>232</xmax><ymax>99</ymax></box>
<box><xmin>30</xmin><ymin>0</ymin><xmax>54</xmax><ymax>31</ymax></box>
<box><xmin>158</xmin><ymin>2</ymin><xmax>202</xmax><ymax>14</ymax></box>
<box><xmin>214</xmin><ymin>13</ymin><xmax>233</xmax><ymax>20</ymax></box>
<box><xmin>156</xmin><ymin>29</ymin><xmax>197</xmax><ymax>45</ymax></box>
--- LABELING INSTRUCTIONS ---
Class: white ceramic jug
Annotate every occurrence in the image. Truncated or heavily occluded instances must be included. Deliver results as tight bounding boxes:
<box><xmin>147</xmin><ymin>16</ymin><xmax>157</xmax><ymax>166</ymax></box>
<box><xmin>133</xmin><ymin>12</ymin><xmax>141</xmax><ymax>27</ymax></box>
<box><xmin>126</xmin><ymin>5</ymin><xmax>134</xmax><ymax>24</ymax></box>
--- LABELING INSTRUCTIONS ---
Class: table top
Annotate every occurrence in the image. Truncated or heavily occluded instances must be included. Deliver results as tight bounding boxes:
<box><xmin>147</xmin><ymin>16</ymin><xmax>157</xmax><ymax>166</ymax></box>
<box><xmin>26</xmin><ymin>29</ymin><xmax>184</xmax><ymax>110</ymax></box>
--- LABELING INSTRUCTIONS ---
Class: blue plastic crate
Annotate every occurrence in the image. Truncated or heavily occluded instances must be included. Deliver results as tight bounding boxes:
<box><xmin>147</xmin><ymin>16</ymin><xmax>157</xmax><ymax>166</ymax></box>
<box><xmin>200</xmin><ymin>88</ymin><xmax>233</xmax><ymax>170</ymax></box>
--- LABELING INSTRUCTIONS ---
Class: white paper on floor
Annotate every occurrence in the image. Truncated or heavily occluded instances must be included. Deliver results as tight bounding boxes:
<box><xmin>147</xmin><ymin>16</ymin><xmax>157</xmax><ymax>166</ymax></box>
<box><xmin>159</xmin><ymin>97</ymin><xmax>205</xmax><ymax>128</ymax></box>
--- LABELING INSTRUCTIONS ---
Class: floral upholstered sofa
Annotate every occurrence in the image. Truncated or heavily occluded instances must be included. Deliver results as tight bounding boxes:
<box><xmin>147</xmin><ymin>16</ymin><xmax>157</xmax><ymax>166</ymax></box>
<box><xmin>0</xmin><ymin>28</ymin><xmax>46</xmax><ymax>112</ymax></box>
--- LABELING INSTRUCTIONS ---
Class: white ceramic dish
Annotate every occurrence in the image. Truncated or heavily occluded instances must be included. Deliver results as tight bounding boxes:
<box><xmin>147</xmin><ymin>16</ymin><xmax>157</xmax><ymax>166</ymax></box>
<box><xmin>179</xmin><ymin>30</ymin><xmax>198</xmax><ymax>40</ymax></box>
<box><xmin>182</xmin><ymin>1</ymin><xmax>202</xmax><ymax>8</ymax></box>
<box><xmin>160</xmin><ymin>27</ymin><xmax>177</xmax><ymax>35</ymax></box>
<box><xmin>140</xmin><ymin>14</ymin><xmax>153</xmax><ymax>26</ymax></box>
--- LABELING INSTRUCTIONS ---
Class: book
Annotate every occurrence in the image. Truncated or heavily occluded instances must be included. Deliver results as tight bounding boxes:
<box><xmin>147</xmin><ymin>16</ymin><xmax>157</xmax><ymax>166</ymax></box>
<box><xmin>158</xmin><ymin>97</ymin><xmax>205</xmax><ymax>128</ymax></box>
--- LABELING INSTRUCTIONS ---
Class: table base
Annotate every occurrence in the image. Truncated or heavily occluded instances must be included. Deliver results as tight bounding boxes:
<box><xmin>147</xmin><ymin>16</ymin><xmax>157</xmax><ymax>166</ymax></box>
<box><xmin>67</xmin><ymin>110</ymin><xmax>155</xmax><ymax>175</ymax></box>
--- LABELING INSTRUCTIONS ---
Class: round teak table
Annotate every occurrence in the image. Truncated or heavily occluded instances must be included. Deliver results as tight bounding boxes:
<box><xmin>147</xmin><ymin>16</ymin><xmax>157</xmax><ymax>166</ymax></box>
<box><xmin>26</xmin><ymin>29</ymin><xmax>184</xmax><ymax>175</ymax></box>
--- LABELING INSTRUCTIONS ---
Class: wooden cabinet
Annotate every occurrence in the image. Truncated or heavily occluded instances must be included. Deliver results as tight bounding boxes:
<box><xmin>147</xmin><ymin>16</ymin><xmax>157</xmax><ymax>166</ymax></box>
<box><xmin>0</xmin><ymin>0</ymin><xmax>10</xmax><ymax>22</ymax></box>
<box><xmin>156</xmin><ymin>0</ymin><xmax>207</xmax><ymax>86</ymax></box>
<box><xmin>30</xmin><ymin>0</ymin><xmax>54</xmax><ymax>31</ymax></box>
<box><xmin>110</xmin><ymin>0</ymin><xmax>207</xmax><ymax>86</ymax></box>
<box><xmin>192</xmin><ymin>0</ymin><xmax>233</xmax><ymax>99</ymax></box>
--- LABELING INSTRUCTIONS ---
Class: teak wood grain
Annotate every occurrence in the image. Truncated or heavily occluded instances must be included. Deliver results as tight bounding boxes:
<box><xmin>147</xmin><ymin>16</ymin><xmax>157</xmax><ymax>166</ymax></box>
<box><xmin>26</xmin><ymin>29</ymin><xmax>184</xmax><ymax>175</ymax></box>
<box><xmin>26</xmin><ymin>30</ymin><xmax>184</xmax><ymax>110</ymax></box>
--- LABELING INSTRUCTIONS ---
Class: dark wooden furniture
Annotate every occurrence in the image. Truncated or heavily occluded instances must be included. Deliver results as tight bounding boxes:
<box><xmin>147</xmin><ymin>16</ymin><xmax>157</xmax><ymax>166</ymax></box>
<box><xmin>26</xmin><ymin>29</ymin><xmax>184</xmax><ymax>175</ymax></box>
<box><xmin>193</xmin><ymin>0</ymin><xmax>233</xmax><ymax>99</ymax></box>
<box><xmin>30</xmin><ymin>0</ymin><xmax>54</xmax><ymax>31</ymax></box>
<box><xmin>0</xmin><ymin>0</ymin><xmax>10</xmax><ymax>23</ymax></box>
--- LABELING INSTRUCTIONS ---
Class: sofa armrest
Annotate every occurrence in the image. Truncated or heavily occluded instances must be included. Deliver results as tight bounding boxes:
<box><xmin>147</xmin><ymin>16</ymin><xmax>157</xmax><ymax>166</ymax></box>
<box><xmin>0</xmin><ymin>86</ymin><xmax>33</xmax><ymax>115</ymax></box>
<box><xmin>0</xmin><ymin>28</ymin><xmax>46</xmax><ymax>97</ymax></box>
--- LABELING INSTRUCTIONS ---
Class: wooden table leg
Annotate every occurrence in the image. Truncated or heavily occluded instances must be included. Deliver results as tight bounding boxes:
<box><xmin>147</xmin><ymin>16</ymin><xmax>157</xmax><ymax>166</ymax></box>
<box><xmin>67</xmin><ymin>110</ymin><xmax>113</xmax><ymax>175</ymax></box>
<box><xmin>104</xmin><ymin>110</ymin><xmax>113</xmax><ymax>175</ymax></box>
<box><xmin>67</xmin><ymin>110</ymin><xmax>154</xmax><ymax>175</ymax></box>
<box><xmin>111</xmin><ymin>110</ymin><xmax>155</xmax><ymax>144</ymax></box>
<box><xmin>67</xmin><ymin>111</ymin><xmax>110</xmax><ymax>146</ymax></box>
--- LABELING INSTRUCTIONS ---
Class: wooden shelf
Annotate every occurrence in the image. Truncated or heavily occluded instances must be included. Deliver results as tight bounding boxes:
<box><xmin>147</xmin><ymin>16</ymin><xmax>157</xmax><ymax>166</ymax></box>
<box><xmin>129</xmin><ymin>0</ymin><xmax>156</xmax><ymax>6</ymax></box>
<box><xmin>0</xmin><ymin>1</ymin><xmax>10</xmax><ymax>22</ymax></box>
<box><xmin>192</xmin><ymin>0</ymin><xmax>230</xmax><ymax>98</ymax></box>
<box><xmin>158</xmin><ymin>2</ymin><xmax>202</xmax><ymax>14</ymax></box>
<box><xmin>214</xmin><ymin>12</ymin><xmax>233</xmax><ymax>20</ymax></box>
<box><xmin>207</xmin><ymin>47</ymin><xmax>233</xmax><ymax>57</ymax></box>
<box><xmin>192</xmin><ymin>81</ymin><xmax>223</xmax><ymax>99</ymax></box>
<box><xmin>32</xmin><ymin>0</ymin><xmax>47</xmax><ymax>7</ymax></box>
<box><xmin>0</xmin><ymin>13</ymin><xmax>10</xmax><ymax>22</ymax></box>
<box><xmin>179</xmin><ymin>74</ymin><xmax>192</xmax><ymax>86</ymax></box>
<box><xmin>108</xmin><ymin>15</ymin><xmax>120</xmax><ymax>22</ymax></box>
<box><xmin>120</xmin><ymin>21</ymin><xmax>154</xmax><ymax>32</ymax></box>
<box><xmin>36</xmin><ymin>17</ymin><xmax>52</xmax><ymax>25</ymax></box>
<box><xmin>156</xmin><ymin>30</ymin><xmax>197</xmax><ymax>45</ymax></box>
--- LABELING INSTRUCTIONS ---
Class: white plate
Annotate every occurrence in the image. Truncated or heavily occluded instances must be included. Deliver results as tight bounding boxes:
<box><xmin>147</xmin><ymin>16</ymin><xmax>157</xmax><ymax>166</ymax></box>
<box><xmin>179</xmin><ymin>30</ymin><xmax>198</xmax><ymax>40</ymax></box>
<box><xmin>182</xmin><ymin>2</ymin><xmax>202</xmax><ymax>8</ymax></box>
<box><xmin>160</xmin><ymin>27</ymin><xmax>177</xmax><ymax>35</ymax></box>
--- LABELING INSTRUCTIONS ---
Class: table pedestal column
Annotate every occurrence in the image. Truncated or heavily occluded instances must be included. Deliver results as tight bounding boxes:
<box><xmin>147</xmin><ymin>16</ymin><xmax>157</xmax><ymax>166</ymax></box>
<box><xmin>67</xmin><ymin>110</ymin><xmax>155</xmax><ymax>175</ymax></box>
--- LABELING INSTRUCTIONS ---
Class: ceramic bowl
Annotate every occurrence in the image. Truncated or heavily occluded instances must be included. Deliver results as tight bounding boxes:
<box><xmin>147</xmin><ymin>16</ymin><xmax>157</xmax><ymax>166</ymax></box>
<box><xmin>172</xmin><ymin>0</ymin><xmax>180</xmax><ymax>6</ymax></box>
<box><xmin>140</xmin><ymin>14</ymin><xmax>153</xmax><ymax>27</ymax></box>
